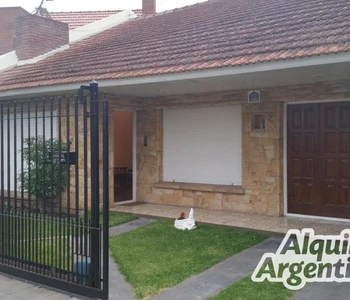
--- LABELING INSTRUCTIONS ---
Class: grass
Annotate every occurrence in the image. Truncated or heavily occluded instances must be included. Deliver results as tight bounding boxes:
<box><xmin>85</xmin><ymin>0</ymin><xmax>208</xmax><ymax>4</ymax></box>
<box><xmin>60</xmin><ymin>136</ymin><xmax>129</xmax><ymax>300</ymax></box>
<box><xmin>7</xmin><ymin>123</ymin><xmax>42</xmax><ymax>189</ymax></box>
<box><xmin>82</xmin><ymin>211</ymin><xmax>138</xmax><ymax>228</ymax></box>
<box><xmin>107</xmin><ymin>211</ymin><xmax>138</xmax><ymax>227</ymax></box>
<box><xmin>22</xmin><ymin>236</ymin><xmax>72</xmax><ymax>270</ymax></box>
<box><xmin>0</xmin><ymin>211</ymin><xmax>138</xmax><ymax>270</ymax></box>
<box><xmin>0</xmin><ymin>214</ymin><xmax>78</xmax><ymax>271</ymax></box>
<box><xmin>0</xmin><ymin>211</ymin><xmax>137</xmax><ymax>240</ymax></box>
<box><xmin>0</xmin><ymin>212</ymin><xmax>67</xmax><ymax>239</ymax></box>
<box><xmin>209</xmin><ymin>275</ymin><xmax>295</xmax><ymax>300</ymax></box>
<box><xmin>110</xmin><ymin>220</ymin><xmax>268</xmax><ymax>299</ymax></box>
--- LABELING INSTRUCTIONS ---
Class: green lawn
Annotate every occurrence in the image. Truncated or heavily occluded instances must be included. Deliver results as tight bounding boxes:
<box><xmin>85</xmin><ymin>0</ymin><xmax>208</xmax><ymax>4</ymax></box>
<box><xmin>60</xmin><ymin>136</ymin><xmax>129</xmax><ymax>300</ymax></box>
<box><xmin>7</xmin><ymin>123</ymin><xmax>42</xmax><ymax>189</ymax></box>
<box><xmin>21</xmin><ymin>236</ymin><xmax>72</xmax><ymax>270</ymax></box>
<box><xmin>82</xmin><ymin>211</ymin><xmax>138</xmax><ymax>228</ymax></box>
<box><xmin>0</xmin><ymin>213</ymin><xmax>68</xmax><ymax>242</ymax></box>
<box><xmin>107</xmin><ymin>211</ymin><xmax>138</xmax><ymax>227</ymax></box>
<box><xmin>110</xmin><ymin>220</ymin><xmax>268</xmax><ymax>299</ymax></box>
<box><xmin>0</xmin><ymin>211</ymin><xmax>137</xmax><ymax>242</ymax></box>
<box><xmin>0</xmin><ymin>211</ymin><xmax>138</xmax><ymax>270</ymax></box>
<box><xmin>210</xmin><ymin>276</ymin><xmax>295</xmax><ymax>300</ymax></box>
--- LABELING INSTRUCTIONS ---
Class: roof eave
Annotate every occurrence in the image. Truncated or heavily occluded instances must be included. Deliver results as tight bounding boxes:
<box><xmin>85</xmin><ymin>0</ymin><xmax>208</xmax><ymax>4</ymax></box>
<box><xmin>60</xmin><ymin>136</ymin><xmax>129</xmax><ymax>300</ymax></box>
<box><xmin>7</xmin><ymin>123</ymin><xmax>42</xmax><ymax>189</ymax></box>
<box><xmin>1</xmin><ymin>51</ymin><xmax>350</xmax><ymax>99</ymax></box>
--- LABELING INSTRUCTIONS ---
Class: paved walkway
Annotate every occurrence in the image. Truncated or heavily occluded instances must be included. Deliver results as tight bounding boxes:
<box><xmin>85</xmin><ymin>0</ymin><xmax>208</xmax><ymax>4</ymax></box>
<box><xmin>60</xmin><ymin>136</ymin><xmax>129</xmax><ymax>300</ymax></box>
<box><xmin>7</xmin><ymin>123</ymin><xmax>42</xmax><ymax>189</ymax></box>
<box><xmin>109</xmin><ymin>218</ymin><xmax>156</xmax><ymax>236</ymax></box>
<box><xmin>0</xmin><ymin>218</ymin><xmax>155</xmax><ymax>300</ymax></box>
<box><xmin>0</xmin><ymin>273</ymin><xmax>81</xmax><ymax>300</ymax></box>
<box><xmin>291</xmin><ymin>282</ymin><xmax>350</xmax><ymax>300</ymax></box>
<box><xmin>108</xmin><ymin>218</ymin><xmax>156</xmax><ymax>300</ymax></box>
<box><xmin>150</xmin><ymin>236</ymin><xmax>282</xmax><ymax>300</ymax></box>
<box><xmin>111</xmin><ymin>203</ymin><xmax>350</xmax><ymax>235</ymax></box>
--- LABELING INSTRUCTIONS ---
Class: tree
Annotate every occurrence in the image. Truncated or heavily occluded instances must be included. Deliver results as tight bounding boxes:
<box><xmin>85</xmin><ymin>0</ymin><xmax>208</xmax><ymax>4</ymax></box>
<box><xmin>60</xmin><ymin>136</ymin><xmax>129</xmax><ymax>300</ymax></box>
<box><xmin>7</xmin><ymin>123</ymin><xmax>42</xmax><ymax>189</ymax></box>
<box><xmin>19</xmin><ymin>136</ymin><xmax>68</xmax><ymax>212</ymax></box>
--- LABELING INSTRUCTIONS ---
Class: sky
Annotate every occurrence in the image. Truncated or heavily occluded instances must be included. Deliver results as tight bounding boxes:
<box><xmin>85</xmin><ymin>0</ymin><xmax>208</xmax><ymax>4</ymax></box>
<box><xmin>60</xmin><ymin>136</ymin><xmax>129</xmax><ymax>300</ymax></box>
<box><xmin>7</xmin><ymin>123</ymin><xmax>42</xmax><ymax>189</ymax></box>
<box><xmin>0</xmin><ymin>0</ymin><xmax>207</xmax><ymax>13</ymax></box>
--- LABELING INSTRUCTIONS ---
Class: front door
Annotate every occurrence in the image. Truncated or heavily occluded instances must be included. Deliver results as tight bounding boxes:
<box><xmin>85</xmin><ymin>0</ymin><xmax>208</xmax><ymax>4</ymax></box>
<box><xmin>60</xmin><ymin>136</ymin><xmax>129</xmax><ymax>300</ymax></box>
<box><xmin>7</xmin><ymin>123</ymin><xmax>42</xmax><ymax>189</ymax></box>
<box><xmin>113</xmin><ymin>110</ymin><xmax>134</xmax><ymax>202</ymax></box>
<box><xmin>287</xmin><ymin>101</ymin><xmax>350</xmax><ymax>219</ymax></box>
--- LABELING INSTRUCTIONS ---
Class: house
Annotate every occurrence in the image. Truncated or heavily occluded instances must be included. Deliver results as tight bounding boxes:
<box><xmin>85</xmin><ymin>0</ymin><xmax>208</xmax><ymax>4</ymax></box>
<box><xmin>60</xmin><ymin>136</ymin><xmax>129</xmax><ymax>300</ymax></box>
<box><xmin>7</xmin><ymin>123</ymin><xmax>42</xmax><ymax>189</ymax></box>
<box><xmin>0</xmin><ymin>7</ymin><xmax>29</xmax><ymax>56</ymax></box>
<box><xmin>0</xmin><ymin>0</ymin><xmax>350</xmax><ymax>220</ymax></box>
<box><xmin>49</xmin><ymin>10</ymin><xmax>143</xmax><ymax>29</ymax></box>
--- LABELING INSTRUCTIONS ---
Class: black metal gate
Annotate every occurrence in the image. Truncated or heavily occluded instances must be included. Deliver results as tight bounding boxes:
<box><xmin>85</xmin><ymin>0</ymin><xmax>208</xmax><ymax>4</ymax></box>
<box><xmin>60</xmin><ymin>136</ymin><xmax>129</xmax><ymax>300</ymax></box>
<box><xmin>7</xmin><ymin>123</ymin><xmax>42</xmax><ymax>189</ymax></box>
<box><xmin>0</xmin><ymin>82</ymin><xmax>109</xmax><ymax>299</ymax></box>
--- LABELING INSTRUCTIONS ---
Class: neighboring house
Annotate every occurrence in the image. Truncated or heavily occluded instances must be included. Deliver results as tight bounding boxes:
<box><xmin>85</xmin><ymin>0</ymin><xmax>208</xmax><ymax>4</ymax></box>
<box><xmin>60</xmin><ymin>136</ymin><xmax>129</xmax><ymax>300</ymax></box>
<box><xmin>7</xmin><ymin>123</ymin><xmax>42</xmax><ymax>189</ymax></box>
<box><xmin>50</xmin><ymin>10</ymin><xmax>143</xmax><ymax>29</ymax></box>
<box><xmin>0</xmin><ymin>7</ymin><xmax>31</xmax><ymax>55</ymax></box>
<box><xmin>0</xmin><ymin>0</ymin><xmax>350</xmax><ymax>220</ymax></box>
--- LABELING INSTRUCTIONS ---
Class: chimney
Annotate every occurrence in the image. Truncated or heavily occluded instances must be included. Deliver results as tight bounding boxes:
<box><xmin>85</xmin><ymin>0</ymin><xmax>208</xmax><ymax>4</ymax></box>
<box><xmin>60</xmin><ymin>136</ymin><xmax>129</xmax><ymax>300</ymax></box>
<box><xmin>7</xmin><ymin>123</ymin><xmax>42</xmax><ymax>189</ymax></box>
<box><xmin>142</xmin><ymin>0</ymin><xmax>156</xmax><ymax>15</ymax></box>
<box><xmin>14</xmin><ymin>14</ymin><xmax>68</xmax><ymax>61</ymax></box>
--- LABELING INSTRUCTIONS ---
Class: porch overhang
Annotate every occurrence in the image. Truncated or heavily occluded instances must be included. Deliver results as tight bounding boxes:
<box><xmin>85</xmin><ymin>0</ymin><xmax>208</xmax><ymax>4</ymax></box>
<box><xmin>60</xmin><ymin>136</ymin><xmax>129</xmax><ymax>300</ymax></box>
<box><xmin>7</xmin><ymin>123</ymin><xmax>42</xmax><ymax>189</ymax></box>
<box><xmin>1</xmin><ymin>52</ymin><xmax>350</xmax><ymax>99</ymax></box>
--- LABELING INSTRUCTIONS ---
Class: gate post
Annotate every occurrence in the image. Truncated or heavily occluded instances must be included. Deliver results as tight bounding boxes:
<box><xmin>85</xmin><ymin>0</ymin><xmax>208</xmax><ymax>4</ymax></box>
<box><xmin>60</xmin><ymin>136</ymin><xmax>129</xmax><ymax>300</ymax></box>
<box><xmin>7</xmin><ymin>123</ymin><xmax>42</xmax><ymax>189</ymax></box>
<box><xmin>102</xmin><ymin>93</ymin><xmax>109</xmax><ymax>298</ymax></box>
<box><xmin>89</xmin><ymin>80</ymin><xmax>101</xmax><ymax>288</ymax></box>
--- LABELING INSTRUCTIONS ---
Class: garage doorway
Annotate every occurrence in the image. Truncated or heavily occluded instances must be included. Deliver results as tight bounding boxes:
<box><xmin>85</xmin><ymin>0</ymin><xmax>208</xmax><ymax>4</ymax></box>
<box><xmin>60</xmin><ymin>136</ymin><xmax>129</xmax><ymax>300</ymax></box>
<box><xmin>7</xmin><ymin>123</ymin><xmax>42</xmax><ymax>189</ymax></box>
<box><xmin>113</xmin><ymin>110</ymin><xmax>135</xmax><ymax>203</ymax></box>
<box><xmin>287</xmin><ymin>101</ymin><xmax>350</xmax><ymax>219</ymax></box>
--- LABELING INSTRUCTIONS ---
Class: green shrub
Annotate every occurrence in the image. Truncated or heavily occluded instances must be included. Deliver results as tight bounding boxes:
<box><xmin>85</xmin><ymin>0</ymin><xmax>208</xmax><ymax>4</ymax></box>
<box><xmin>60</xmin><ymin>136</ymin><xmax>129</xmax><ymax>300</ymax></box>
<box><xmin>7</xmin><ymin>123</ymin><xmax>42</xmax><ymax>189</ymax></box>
<box><xmin>19</xmin><ymin>136</ymin><xmax>68</xmax><ymax>204</ymax></box>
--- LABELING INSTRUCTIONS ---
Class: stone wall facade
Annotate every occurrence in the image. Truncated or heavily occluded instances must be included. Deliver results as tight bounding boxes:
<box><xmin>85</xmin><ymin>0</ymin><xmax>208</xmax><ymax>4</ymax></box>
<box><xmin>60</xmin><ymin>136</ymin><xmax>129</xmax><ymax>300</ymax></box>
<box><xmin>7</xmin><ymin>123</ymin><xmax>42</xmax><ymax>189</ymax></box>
<box><xmin>55</xmin><ymin>80</ymin><xmax>350</xmax><ymax>216</ymax></box>
<box><xmin>134</xmin><ymin>80</ymin><xmax>350</xmax><ymax>216</ymax></box>
<box><xmin>135</xmin><ymin>101</ymin><xmax>283</xmax><ymax>216</ymax></box>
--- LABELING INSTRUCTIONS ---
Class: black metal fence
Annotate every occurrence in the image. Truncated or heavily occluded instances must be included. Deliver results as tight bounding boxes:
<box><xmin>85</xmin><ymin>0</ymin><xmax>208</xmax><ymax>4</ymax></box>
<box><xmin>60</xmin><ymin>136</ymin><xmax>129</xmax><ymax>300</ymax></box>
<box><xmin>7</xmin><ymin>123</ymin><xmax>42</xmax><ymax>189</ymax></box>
<box><xmin>0</xmin><ymin>82</ymin><xmax>109</xmax><ymax>299</ymax></box>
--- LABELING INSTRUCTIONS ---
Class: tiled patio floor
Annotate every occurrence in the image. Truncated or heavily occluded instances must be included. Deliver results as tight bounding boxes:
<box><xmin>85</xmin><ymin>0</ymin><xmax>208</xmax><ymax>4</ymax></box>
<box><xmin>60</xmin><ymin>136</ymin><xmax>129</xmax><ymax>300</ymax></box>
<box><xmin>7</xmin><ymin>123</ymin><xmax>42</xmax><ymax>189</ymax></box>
<box><xmin>111</xmin><ymin>203</ymin><xmax>350</xmax><ymax>235</ymax></box>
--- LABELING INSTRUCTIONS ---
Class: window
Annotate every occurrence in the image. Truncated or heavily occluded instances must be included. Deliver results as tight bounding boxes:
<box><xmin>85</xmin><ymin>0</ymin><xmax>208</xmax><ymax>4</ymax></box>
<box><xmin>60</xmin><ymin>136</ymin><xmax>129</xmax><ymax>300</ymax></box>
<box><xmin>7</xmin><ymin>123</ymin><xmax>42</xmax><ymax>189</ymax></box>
<box><xmin>163</xmin><ymin>105</ymin><xmax>242</xmax><ymax>185</ymax></box>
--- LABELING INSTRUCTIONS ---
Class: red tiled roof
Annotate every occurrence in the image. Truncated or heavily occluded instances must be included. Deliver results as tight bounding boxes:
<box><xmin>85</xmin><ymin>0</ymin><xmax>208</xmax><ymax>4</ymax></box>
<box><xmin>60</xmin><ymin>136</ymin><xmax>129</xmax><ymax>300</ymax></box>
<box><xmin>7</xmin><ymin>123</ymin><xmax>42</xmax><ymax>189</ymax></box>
<box><xmin>50</xmin><ymin>10</ymin><xmax>143</xmax><ymax>29</ymax></box>
<box><xmin>1</xmin><ymin>0</ymin><xmax>350</xmax><ymax>92</ymax></box>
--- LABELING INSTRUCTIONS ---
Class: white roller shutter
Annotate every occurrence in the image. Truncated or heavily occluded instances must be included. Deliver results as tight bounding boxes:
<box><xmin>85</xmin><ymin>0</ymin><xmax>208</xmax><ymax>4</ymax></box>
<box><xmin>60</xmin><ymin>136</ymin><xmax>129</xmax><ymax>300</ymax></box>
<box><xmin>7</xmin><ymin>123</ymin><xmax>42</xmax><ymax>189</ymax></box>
<box><xmin>1</xmin><ymin>111</ymin><xmax>58</xmax><ymax>191</ymax></box>
<box><xmin>163</xmin><ymin>105</ymin><xmax>242</xmax><ymax>185</ymax></box>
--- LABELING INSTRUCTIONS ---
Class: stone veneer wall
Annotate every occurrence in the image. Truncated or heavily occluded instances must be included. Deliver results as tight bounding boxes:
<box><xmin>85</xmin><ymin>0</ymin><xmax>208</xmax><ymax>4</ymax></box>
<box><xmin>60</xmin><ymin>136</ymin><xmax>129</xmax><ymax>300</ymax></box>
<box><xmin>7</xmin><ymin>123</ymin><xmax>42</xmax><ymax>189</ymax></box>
<box><xmin>136</xmin><ymin>109</ymin><xmax>163</xmax><ymax>201</ymax></box>
<box><xmin>135</xmin><ymin>101</ymin><xmax>282</xmax><ymax>216</ymax></box>
<box><xmin>136</xmin><ymin>81</ymin><xmax>350</xmax><ymax>216</ymax></box>
<box><xmin>60</xmin><ymin>95</ymin><xmax>144</xmax><ymax>210</ymax></box>
<box><xmin>57</xmin><ymin>80</ymin><xmax>350</xmax><ymax>215</ymax></box>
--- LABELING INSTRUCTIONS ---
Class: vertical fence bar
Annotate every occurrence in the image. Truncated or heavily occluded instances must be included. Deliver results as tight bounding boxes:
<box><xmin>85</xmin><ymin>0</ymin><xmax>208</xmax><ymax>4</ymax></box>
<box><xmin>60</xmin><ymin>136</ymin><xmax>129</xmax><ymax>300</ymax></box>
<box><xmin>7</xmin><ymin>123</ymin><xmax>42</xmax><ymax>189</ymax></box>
<box><xmin>89</xmin><ymin>81</ymin><xmax>100</xmax><ymax>288</ymax></box>
<box><xmin>13</xmin><ymin>101</ymin><xmax>18</xmax><ymax>266</ymax></box>
<box><xmin>20</xmin><ymin>100</ymin><xmax>24</xmax><ymax>268</ymax></box>
<box><xmin>42</xmin><ymin>98</ymin><xmax>46</xmax><ymax>270</ymax></box>
<box><xmin>27</xmin><ymin>100</ymin><xmax>32</xmax><ymax>264</ymax></box>
<box><xmin>102</xmin><ymin>94</ymin><xmax>109</xmax><ymax>296</ymax></box>
<box><xmin>50</xmin><ymin>97</ymin><xmax>55</xmax><ymax>274</ymax></box>
<box><xmin>79</xmin><ymin>217</ymin><xmax>83</xmax><ymax>280</ymax></box>
<box><xmin>58</xmin><ymin>97</ymin><xmax>62</xmax><ymax>279</ymax></box>
<box><xmin>74</xmin><ymin>96</ymin><xmax>79</xmax><ymax>282</ymax></box>
<box><xmin>83</xmin><ymin>93</ymin><xmax>88</xmax><ymax>279</ymax></box>
<box><xmin>88</xmin><ymin>219</ymin><xmax>92</xmax><ymax>281</ymax></box>
<box><xmin>0</xmin><ymin>102</ymin><xmax>4</xmax><ymax>263</ymax></box>
<box><xmin>65</xmin><ymin>96</ymin><xmax>70</xmax><ymax>279</ymax></box>
<box><xmin>35</xmin><ymin>98</ymin><xmax>39</xmax><ymax>272</ymax></box>
<box><xmin>7</xmin><ymin>101</ymin><xmax>11</xmax><ymax>260</ymax></box>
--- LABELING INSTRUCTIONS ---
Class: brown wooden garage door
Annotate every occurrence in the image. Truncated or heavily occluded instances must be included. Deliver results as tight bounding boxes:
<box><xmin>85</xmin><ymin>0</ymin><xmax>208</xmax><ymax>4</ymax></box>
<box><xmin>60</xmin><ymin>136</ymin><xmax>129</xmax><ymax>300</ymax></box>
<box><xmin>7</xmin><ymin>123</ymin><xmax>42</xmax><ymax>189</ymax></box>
<box><xmin>287</xmin><ymin>101</ymin><xmax>350</xmax><ymax>219</ymax></box>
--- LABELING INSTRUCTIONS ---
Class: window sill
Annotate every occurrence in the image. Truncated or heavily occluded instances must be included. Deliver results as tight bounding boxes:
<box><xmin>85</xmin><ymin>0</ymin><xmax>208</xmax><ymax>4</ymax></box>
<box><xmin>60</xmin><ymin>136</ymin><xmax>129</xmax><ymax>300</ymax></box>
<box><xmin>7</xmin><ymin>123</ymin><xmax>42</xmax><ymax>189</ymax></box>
<box><xmin>154</xmin><ymin>182</ymin><xmax>245</xmax><ymax>194</ymax></box>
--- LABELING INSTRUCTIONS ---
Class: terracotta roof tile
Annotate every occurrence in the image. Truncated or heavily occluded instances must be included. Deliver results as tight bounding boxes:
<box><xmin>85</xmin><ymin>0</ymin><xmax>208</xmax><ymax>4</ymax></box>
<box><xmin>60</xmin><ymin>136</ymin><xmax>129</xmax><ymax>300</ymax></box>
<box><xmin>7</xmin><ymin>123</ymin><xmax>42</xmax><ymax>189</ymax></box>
<box><xmin>50</xmin><ymin>10</ymin><xmax>143</xmax><ymax>29</ymax></box>
<box><xmin>1</xmin><ymin>0</ymin><xmax>350</xmax><ymax>92</ymax></box>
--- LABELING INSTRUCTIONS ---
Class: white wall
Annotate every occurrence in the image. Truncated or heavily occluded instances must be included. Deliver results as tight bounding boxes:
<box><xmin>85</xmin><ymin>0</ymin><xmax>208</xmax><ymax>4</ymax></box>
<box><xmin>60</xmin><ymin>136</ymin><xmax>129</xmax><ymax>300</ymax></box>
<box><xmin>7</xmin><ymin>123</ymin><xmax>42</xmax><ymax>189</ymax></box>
<box><xmin>0</xmin><ymin>111</ymin><xmax>57</xmax><ymax>191</ymax></box>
